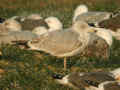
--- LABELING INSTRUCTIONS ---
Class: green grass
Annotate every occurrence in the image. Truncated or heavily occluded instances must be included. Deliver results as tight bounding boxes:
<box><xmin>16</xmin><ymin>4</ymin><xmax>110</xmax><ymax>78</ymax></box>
<box><xmin>0</xmin><ymin>0</ymin><xmax>120</xmax><ymax>90</ymax></box>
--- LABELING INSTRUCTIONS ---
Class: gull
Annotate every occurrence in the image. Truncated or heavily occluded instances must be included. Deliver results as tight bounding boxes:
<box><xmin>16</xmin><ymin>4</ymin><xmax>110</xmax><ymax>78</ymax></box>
<box><xmin>0</xmin><ymin>30</ymin><xmax>38</xmax><ymax>55</ymax></box>
<box><xmin>32</xmin><ymin>16</ymin><xmax>63</xmax><ymax>35</ymax></box>
<box><xmin>27</xmin><ymin>21</ymin><xmax>95</xmax><ymax>70</ymax></box>
<box><xmin>73</xmin><ymin>4</ymin><xmax>113</xmax><ymax>26</ymax></box>
<box><xmin>9</xmin><ymin>14</ymin><xmax>47</xmax><ymax>32</ymax></box>
<box><xmin>2</xmin><ymin>19</ymin><xmax>22</xmax><ymax>32</ymax></box>
<box><xmin>0</xmin><ymin>31</ymin><xmax>38</xmax><ymax>45</ymax></box>
<box><xmin>98</xmin><ymin>81</ymin><xmax>120</xmax><ymax>90</ymax></box>
<box><xmin>0</xmin><ymin>19</ymin><xmax>22</xmax><ymax>35</ymax></box>
<box><xmin>96</xmin><ymin>14</ymin><xmax>120</xmax><ymax>40</ymax></box>
<box><xmin>52</xmin><ymin>68</ymin><xmax>120</xmax><ymax>90</ymax></box>
<box><xmin>92</xmin><ymin>27</ymin><xmax>113</xmax><ymax>46</ymax></box>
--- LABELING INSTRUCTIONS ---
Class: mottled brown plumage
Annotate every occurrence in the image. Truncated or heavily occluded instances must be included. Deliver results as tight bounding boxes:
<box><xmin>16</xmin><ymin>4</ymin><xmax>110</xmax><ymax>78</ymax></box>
<box><xmin>81</xmin><ymin>34</ymin><xmax>110</xmax><ymax>59</ymax></box>
<box><xmin>68</xmin><ymin>72</ymin><xmax>115</xmax><ymax>89</ymax></box>
<box><xmin>99</xmin><ymin>81</ymin><xmax>120</xmax><ymax>90</ymax></box>
<box><xmin>53</xmin><ymin>71</ymin><xmax>115</xmax><ymax>90</ymax></box>
<box><xmin>19</xmin><ymin>19</ymin><xmax>49</xmax><ymax>31</ymax></box>
<box><xmin>99</xmin><ymin>14</ymin><xmax>120</xmax><ymax>31</ymax></box>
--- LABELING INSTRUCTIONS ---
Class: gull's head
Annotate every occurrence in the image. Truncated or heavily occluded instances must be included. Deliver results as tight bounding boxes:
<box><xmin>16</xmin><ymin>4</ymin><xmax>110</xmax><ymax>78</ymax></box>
<box><xmin>32</xmin><ymin>26</ymin><xmax>48</xmax><ymax>35</ymax></box>
<box><xmin>27</xmin><ymin>14</ymin><xmax>43</xmax><ymax>20</ymax></box>
<box><xmin>45</xmin><ymin>16</ymin><xmax>63</xmax><ymax>31</ymax></box>
<box><xmin>72</xmin><ymin>21</ymin><xmax>96</xmax><ymax>33</ymax></box>
<box><xmin>73</xmin><ymin>4</ymin><xmax>88</xmax><ymax>22</ymax></box>
<box><xmin>3</xmin><ymin>19</ymin><xmax>22</xmax><ymax>31</ymax></box>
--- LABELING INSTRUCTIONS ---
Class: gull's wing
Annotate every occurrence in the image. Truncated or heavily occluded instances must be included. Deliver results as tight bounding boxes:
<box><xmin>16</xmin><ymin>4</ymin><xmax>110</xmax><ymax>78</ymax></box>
<box><xmin>28</xmin><ymin>29</ymin><xmax>87</xmax><ymax>57</ymax></box>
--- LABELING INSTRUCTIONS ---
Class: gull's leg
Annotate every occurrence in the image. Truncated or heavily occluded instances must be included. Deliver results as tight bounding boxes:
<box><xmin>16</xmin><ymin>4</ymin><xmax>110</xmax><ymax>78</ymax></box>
<box><xmin>64</xmin><ymin>57</ymin><xmax>67</xmax><ymax>70</ymax></box>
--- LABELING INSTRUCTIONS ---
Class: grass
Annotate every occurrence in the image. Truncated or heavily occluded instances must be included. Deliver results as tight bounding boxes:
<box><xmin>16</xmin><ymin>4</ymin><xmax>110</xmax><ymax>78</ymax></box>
<box><xmin>0</xmin><ymin>0</ymin><xmax>120</xmax><ymax>90</ymax></box>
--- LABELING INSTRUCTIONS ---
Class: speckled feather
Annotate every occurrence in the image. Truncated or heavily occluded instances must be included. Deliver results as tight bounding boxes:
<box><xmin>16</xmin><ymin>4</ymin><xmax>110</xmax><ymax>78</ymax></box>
<box><xmin>19</xmin><ymin>19</ymin><xmax>49</xmax><ymax>31</ymax></box>
<box><xmin>99</xmin><ymin>81</ymin><xmax>120</xmax><ymax>90</ymax></box>
<box><xmin>98</xmin><ymin>14</ymin><xmax>120</xmax><ymax>31</ymax></box>
<box><xmin>68</xmin><ymin>72</ymin><xmax>115</xmax><ymax>89</ymax></box>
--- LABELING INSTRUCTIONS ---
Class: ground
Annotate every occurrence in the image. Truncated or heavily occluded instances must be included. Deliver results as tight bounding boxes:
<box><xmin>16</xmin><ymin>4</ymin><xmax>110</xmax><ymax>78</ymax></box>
<box><xmin>0</xmin><ymin>0</ymin><xmax>120</xmax><ymax>90</ymax></box>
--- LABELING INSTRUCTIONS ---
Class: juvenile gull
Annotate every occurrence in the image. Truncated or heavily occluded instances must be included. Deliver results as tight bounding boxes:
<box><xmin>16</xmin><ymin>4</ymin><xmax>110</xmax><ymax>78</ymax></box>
<box><xmin>73</xmin><ymin>4</ymin><xmax>113</xmax><ymax>26</ymax></box>
<box><xmin>81</xmin><ymin>34</ymin><xmax>110</xmax><ymax>59</ymax></box>
<box><xmin>2</xmin><ymin>19</ymin><xmax>22</xmax><ymax>32</ymax></box>
<box><xmin>97</xmin><ymin>14</ymin><xmax>120</xmax><ymax>40</ymax></box>
<box><xmin>98</xmin><ymin>81</ymin><xmax>120</xmax><ymax>90</ymax></box>
<box><xmin>0</xmin><ymin>31</ymin><xmax>38</xmax><ymax>45</ymax></box>
<box><xmin>27</xmin><ymin>21</ymin><xmax>95</xmax><ymax>70</ymax></box>
<box><xmin>0</xmin><ymin>19</ymin><xmax>22</xmax><ymax>35</ymax></box>
<box><xmin>91</xmin><ymin>27</ymin><xmax>113</xmax><ymax>46</ymax></box>
<box><xmin>0</xmin><ymin>30</ymin><xmax>38</xmax><ymax>55</ymax></box>
<box><xmin>53</xmin><ymin>68</ymin><xmax>120</xmax><ymax>90</ymax></box>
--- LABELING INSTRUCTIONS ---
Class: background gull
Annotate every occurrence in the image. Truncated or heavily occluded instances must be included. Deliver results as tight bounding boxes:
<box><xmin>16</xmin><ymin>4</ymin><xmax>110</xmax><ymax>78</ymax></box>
<box><xmin>73</xmin><ymin>4</ymin><xmax>113</xmax><ymax>26</ymax></box>
<box><xmin>80</xmin><ymin>33</ymin><xmax>110</xmax><ymax>59</ymax></box>
<box><xmin>27</xmin><ymin>21</ymin><xmax>95</xmax><ymax>70</ymax></box>
<box><xmin>32</xmin><ymin>16</ymin><xmax>63</xmax><ymax>35</ymax></box>
<box><xmin>97</xmin><ymin>14</ymin><xmax>120</xmax><ymax>40</ymax></box>
<box><xmin>0</xmin><ymin>19</ymin><xmax>22</xmax><ymax>35</ymax></box>
<box><xmin>44</xmin><ymin>16</ymin><xmax>63</xmax><ymax>31</ymax></box>
<box><xmin>98</xmin><ymin>81</ymin><xmax>120</xmax><ymax>90</ymax></box>
<box><xmin>0</xmin><ymin>31</ymin><xmax>38</xmax><ymax>47</ymax></box>
<box><xmin>9</xmin><ymin>14</ymin><xmax>48</xmax><ymax>32</ymax></box>
<box><xmin>52</xmin><ymin>68</ymin><xmax>120</xmax><ymax>90</ymax></box>
<box><xmin>91</xmin><ymin>27</ymin><xmax>113</xmax><ymax>46</ymax></box>
<box><xmin>2</xmin><ymin>19</ymin><xmax>22</xmax><ymax>32</ymax></box>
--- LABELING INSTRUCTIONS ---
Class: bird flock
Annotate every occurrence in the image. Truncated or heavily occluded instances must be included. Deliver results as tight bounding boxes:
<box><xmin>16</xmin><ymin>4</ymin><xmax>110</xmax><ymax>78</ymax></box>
<box><xmin>0</xmin><ymin>4</ymin><xmax>120</xmax><ymax>90</ymax></box>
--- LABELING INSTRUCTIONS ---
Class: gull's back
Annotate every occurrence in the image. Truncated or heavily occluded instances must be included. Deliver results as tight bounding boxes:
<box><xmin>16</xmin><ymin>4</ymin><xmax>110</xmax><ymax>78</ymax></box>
<box><xmin>75</xmin><ymin>12</ymin><xmax>111</xmax><ymax>24</ymax></box>
<box><xmin>28</xmin><ymin>29</ymin><xmax>88</xmax><ymax>57</ymax></box>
